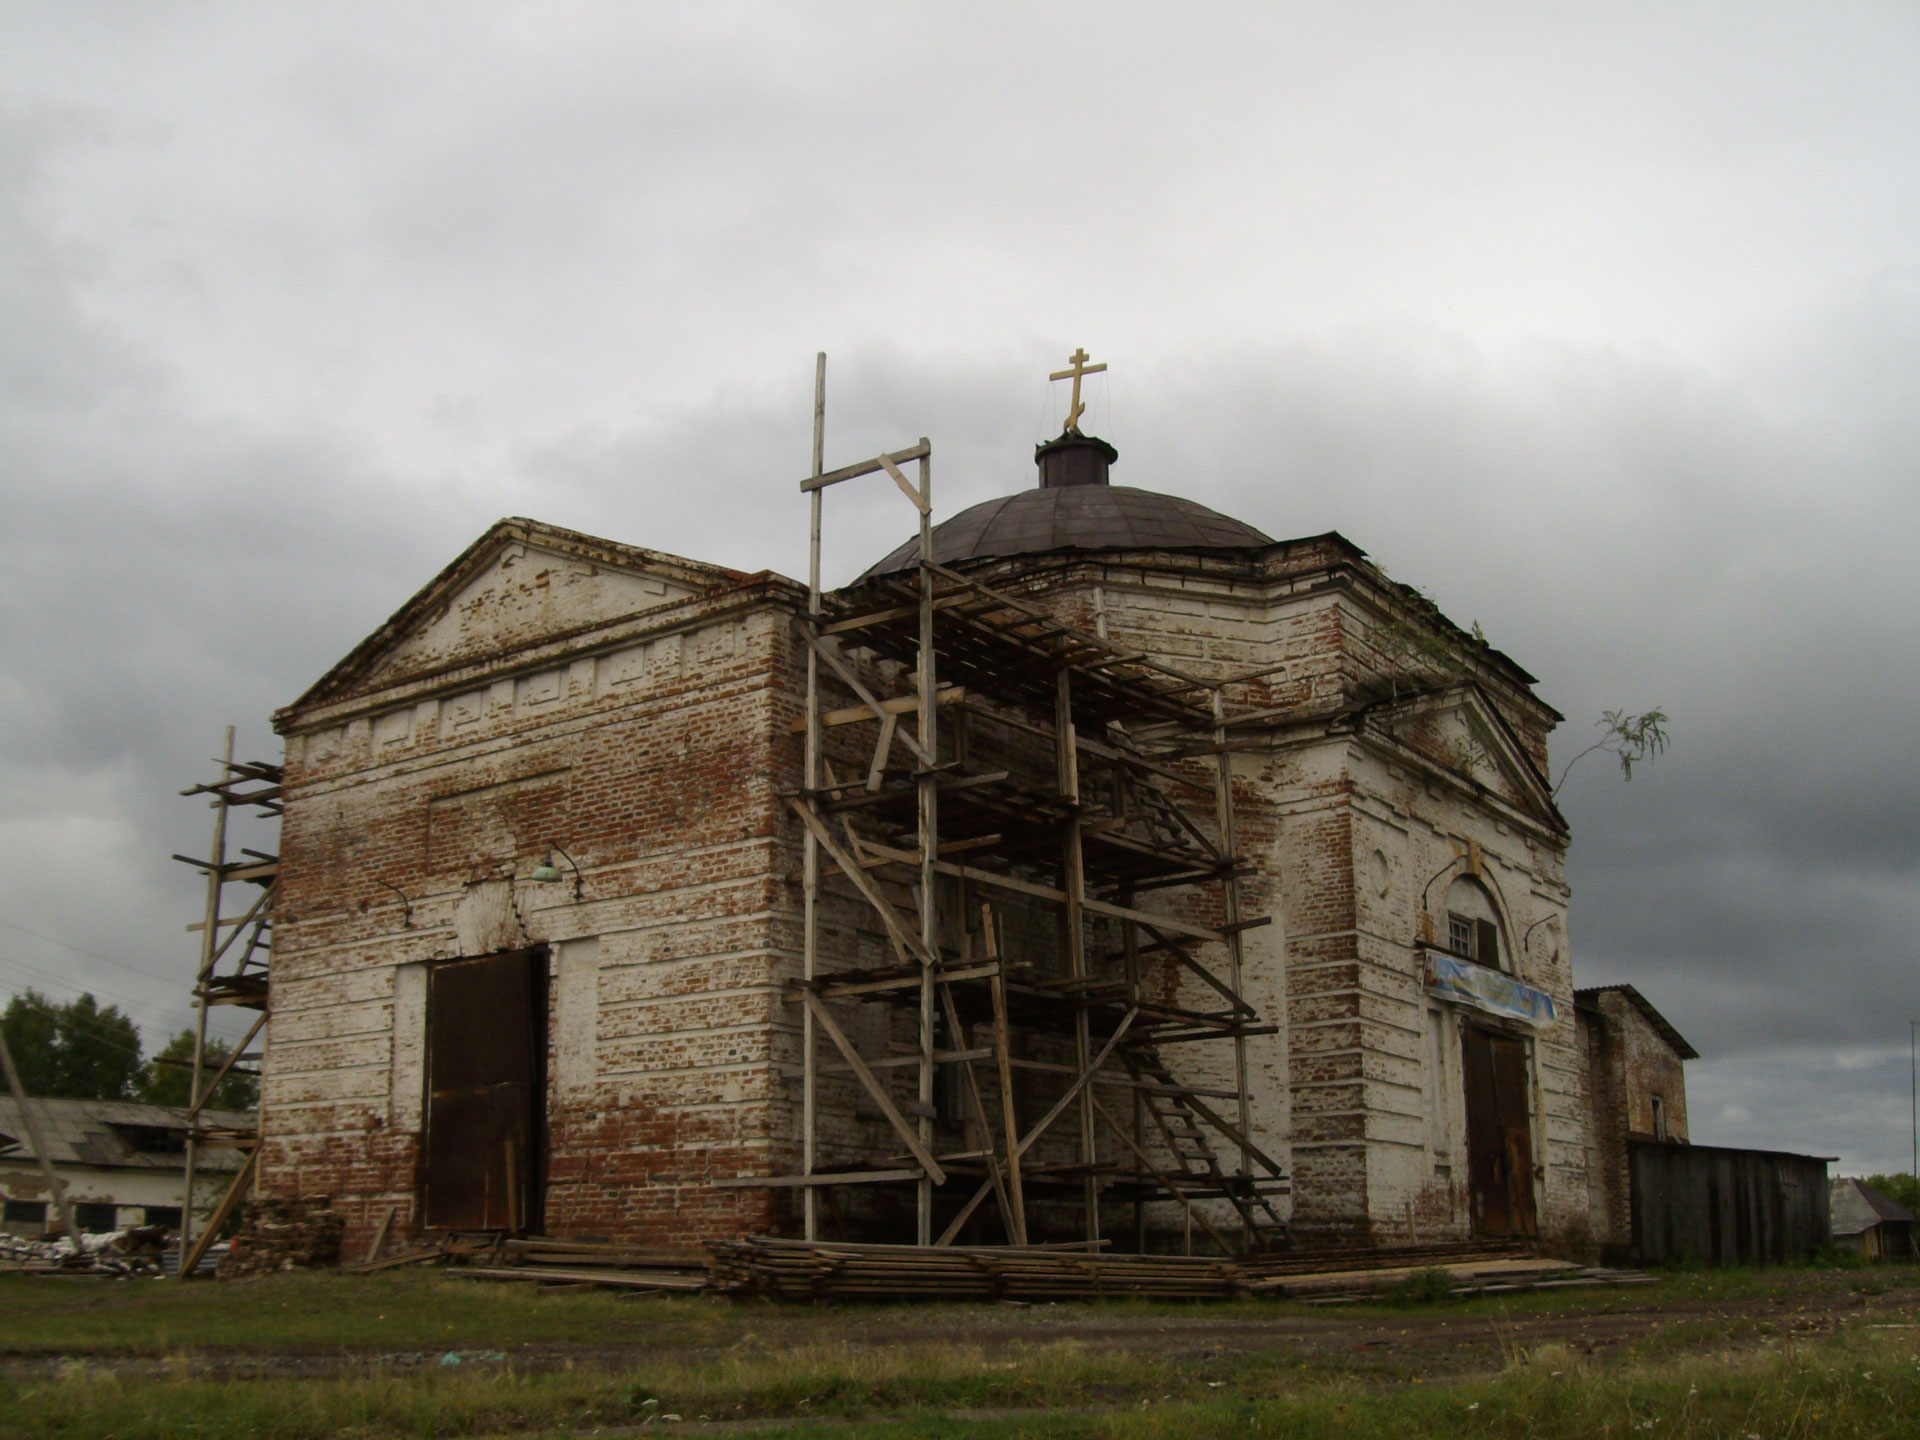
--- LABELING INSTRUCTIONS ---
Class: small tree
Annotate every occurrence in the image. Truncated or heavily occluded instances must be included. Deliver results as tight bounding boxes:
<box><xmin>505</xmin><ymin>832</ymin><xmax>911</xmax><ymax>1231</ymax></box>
<box><xmin>1552</xmin><ymin>708</ymin><xmax>1670</xmax><ymax>797</ymax></box>
<box><xmin>1862</xmin><ymin>1174</ymin><xmax>1920</xmax><ymax>1214</ymax></box>
<box><xmin>139</xmin><ymin>1030</ymin><xmax>259</xmax><ymax>1112</ymax></box>
<box><xmin>0</xmin><ymin>990</ymin><xmax>144</xmax><ymax>1099</ymax></box>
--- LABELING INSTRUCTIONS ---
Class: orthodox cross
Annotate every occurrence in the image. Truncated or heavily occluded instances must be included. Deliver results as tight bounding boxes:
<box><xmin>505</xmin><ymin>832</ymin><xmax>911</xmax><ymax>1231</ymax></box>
<box><xmin>1049</xmin><ymin>347</ymin><xmax>1107</xmax><ymax>435</ymax></box>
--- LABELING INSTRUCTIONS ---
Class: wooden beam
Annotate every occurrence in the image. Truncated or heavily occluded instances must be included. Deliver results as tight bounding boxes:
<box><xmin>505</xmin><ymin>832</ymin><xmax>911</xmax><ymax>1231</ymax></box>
<box><xmin>799</xmin><ymin>440</ymin><xmax>932</xmax><ymax>493</ymax></box>
<box><xmin>1088</xmin><ymin>1091</ymin><xmax>1234</xmax><ymax>1254</ymax></box>
<box><xmin>876</xmin><ymin>452</ymin><xmax>929</xmax><ymax>513</ymax></box>
<box><xmin>789</xmin><ymin>800</ymin><xmax>932</xmax><ymax>965</ymax></box>
<box><xmin>788</xmin><ymin>687</ymin><xmax>965</xmax><ymax>731</ymax></box>
<box><xmin>363</xmin><ymin>1205</ymin><xmax>397</xmax><ymax>1266</ymax></box>
<box><xmin>938</xmin><ymin>981</ymin><xmax>1013</xmax><ymax>1245</ymax></box>
<box><xmin>794</xmin><ymin>623</ymin><xmax>933</xmax><ymax>765</ymax></box>
<box><xmin>857</xmin><ymin>840</ymin><xmax>1228</xmax><ymax>943</ymax></box>
<box><xmin>1014</xmin><ymin>1009</ymin><xmax>1137</xmax><ymax>1160</ymax></box>
<box><xmin>933</xmin><ymin>1174</ymin><xmax>998</xmax><ymax>1247</ymax></box>
<box><xmin>984</xmin><ymin>906</ymin><xmax>1027</xmax><ymax>1245</ymax></box>
<box><xmin>175</xmin><ymin>1146</ymin><xmax>257</xmax><ymax>1281</ymax></box>
<box><xmin>801</xmin><ymin>991</ymin><xmax>947</xmax><ymax>1185</ymax></box>
<box><xmin>715</xmin><ymin>1169</ymin><xmax>922</xmax><ymax>1189</ymax></box>
<box><xmin>821</xmin><ymin>594</ymin><xmax>972</xmax><ymax>636</ymax></box>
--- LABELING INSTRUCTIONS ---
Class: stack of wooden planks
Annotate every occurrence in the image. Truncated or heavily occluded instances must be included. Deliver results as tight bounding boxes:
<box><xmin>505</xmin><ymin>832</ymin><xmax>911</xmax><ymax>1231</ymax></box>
<box><xmin>708</xmin><ymin>1236</ymin><xmax>1243</xmax><ymax>1301</ymax></box>
<box><xmin>1242</xmin><ymin>1247</ymin><xmax>1657</xmax><ymax>1303</ymax></box>
<box><xmin>344</xmin><ymin>1233</ymin><xmax>713</xmax><ymax>1292</ymax></box>
<box><xmin>450</xmin><ymin>1237</ymin><xmax>711</xmax><ymax>1292</ymax></box>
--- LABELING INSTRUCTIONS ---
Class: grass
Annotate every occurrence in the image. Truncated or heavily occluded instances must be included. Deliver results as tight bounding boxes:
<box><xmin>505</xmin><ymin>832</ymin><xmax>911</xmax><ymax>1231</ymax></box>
<box><xmin>4</xmin><ymin>1263</ymin><xmax>1908</xmax><ymax>1357</ymax></box>
<box><xmin>0</xmin><ymin>1270</ymin><xmax>734</xmax><ymax>1355</ymax></box>
<box><xmin>4</xmin><ymin>1324</ymin><xmax>1918</xmax><ymax>1438</ymax></box>
<box><xmin>2</xmin><ymin>1262</ymin><xmax>1917</xmax><ymax>1437</ymax></box>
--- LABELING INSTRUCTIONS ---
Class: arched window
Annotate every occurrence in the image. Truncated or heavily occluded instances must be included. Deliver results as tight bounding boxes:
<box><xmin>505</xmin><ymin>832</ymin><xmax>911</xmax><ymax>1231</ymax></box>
<box><xmin>1444</xmin><ymin>876</ymin><xmax>1507</xmax><ymax>972</ymax></box>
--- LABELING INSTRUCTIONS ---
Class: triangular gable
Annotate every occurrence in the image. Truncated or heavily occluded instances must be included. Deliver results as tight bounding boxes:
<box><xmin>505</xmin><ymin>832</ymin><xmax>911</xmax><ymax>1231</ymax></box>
<box><xmin>286</xmin><ymin>518</ymin><xmax>747</xmax><ymax>714</ymax></box>
<box><xmin>1370</xmin><ymin>684</ymin><xmax>1564</xmax><ymax>830</ymax></box>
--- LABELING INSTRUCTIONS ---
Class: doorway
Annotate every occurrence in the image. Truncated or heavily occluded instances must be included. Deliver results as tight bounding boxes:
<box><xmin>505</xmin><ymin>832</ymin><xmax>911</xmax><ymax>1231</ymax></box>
<box><xmin>1461</xmin><ymin>1025</ymin><xmax>1537</xmax><ymax>1238</ymax></box>
<box><xmin>421</xmin><ymin>947</ymin><xmax>548</xmax><ymax>1232</ymax></box>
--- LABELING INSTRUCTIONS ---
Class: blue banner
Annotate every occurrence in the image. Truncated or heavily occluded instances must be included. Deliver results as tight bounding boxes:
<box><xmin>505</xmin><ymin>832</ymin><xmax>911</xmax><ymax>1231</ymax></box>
<box><xmin>1423</xmin><ymin>950</ymin><xmax>1557</xmax><ymax>1028</ymax></box>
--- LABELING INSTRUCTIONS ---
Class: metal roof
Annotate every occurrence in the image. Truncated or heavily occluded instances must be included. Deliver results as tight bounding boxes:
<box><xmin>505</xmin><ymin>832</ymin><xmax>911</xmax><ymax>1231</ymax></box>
<box><xmin>863</xmin><ymin>484</ymin><xmax>1273</xmax><ymax>578</ymax></box>
<box><xmin>1831</xmin><ymin>1177</ymin><xmax>1917</xmax><ymax>1236</ymax></box>
<box><xmin>0</xmin><ymin>1097</ymin><xmax>251</xmax><ymax>1172</ymax></box>
<box><xmin>1574</xmin><ymin>984</ymin><xmax>1700</xmax><ymax>1060</ymax></box>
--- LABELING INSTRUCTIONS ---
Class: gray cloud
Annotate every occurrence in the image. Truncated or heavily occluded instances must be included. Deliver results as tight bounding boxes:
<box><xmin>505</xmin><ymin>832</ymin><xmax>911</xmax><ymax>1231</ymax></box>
<box><xmin>2</xmin><ymin>5</ymin><xmax>1917</xmax><ymax>1171</ymax></box>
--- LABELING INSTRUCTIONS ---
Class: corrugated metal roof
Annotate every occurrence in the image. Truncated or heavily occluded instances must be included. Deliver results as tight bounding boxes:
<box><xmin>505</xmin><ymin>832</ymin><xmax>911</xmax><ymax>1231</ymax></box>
<box><xmin>0</xmin><ymin>1097</ymin><xmax>251</xmax><ymax>1172</ymax></box>
<box><xmin>863</xmin><ymin>485</ymin><xmax>1273</xmax><ymax>577</ymax></box>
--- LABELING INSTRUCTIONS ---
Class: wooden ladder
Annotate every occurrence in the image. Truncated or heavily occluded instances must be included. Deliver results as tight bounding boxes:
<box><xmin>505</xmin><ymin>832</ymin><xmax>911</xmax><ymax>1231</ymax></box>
<box><xmin>1122</xmin><ymin>1046</ymin><xmax>1288</xmax><ymax>1250</ymax></box>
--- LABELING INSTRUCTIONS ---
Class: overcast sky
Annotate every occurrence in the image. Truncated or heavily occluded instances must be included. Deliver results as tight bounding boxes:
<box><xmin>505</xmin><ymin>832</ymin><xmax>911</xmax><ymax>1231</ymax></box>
<box><xmin>2</xmin><ymin>3</ymin><xmax>1917</xmax><ymax>1173</ymax></box>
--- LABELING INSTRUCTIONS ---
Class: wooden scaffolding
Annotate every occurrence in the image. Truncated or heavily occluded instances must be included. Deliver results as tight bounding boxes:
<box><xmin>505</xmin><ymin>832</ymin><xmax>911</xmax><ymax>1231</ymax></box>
<box><xmin>171</xmin><ymin>728</ymin><xmax>280</xmax><ymax>1275</ymax></box>
<box><xmin>787</xmin><ymin>362</ymin><xmax>1288</xmax><ymax>1253</ymax></box>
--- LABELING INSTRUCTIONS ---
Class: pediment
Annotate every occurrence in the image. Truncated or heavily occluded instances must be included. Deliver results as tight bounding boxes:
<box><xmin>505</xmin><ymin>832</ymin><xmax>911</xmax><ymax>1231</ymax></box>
<box><xmin>1374</xmin><ymin>685</ymin><xmax>1561</xmax><ymax>827</ymax></box>
<box><xmin>286</xmin><ymin>518</ymin><xmax>745</xmax><ymax>715</ymax></box>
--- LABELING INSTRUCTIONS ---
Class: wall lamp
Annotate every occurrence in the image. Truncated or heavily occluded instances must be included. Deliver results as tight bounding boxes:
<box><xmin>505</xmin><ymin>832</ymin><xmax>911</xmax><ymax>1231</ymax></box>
<box><xmin>528</xmin><ymin>844</ymin><xmax>583</xmax><ymax>900</ymax></box>
<box><xmin>1416</xmin><ymin>852</ymin><xmax>1467</xmax><ymax>944</ymax></box>
<box><xmin>372</xmin><ymin>876</ymin><xmax>414</xmax><ymax>928</ymax></box>
<box><xmin>1522</xmin><ymin>914</ymin><xmax>1560</xmax><ymax>956</ymax></box>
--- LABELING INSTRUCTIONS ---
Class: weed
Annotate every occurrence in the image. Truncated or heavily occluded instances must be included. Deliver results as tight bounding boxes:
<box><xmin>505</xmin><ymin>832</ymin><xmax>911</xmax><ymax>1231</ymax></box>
<box><xmin>1389</xmin><ymin>1267</ymin><xmax>1458</xmax><ymax>1305</ymax></box>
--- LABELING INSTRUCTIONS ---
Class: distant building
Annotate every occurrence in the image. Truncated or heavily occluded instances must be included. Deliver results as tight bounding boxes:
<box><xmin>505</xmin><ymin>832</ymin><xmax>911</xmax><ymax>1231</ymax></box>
<box><xmin>1831</xmin><ymin>1178</ymin><xmax>1915</xmax><ymax>1261</ymax></box>
<box><xmin>0</xmin><ymin>1097</ymin><xmax>250</xmax><ymax>1236</ymax></box>
<box><xmin>1578</xmin><ymin>984</ymin><xmax>1697</xmax><ymax>1254</ymax></box>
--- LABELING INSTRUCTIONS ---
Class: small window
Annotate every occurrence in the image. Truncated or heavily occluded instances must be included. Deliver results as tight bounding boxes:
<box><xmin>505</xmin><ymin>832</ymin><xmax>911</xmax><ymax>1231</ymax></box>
<box><xmin>3</xmin><ymin>1199</ymin><xmax>47</xmax><ymax>1226</ymax></box>
<box><xmin>1651</xmin><ymin>1095</ymin><xmax>1668</xmax><ymax>1143</ymax></box>
<box><xmin>1443</xmin><ymin>876</ymin><xmax>1508</xmax><ymax>972</ymax></box>
<box><xmin>1447</xmin><ymin>913</ymin><xmax>1475</xmax><ymax>957</ymax></box>
<box><xmin>74</xmin><ymin>1202</ymin><xmax>118</xmax><ymax>1233</ymax></box>
<box><xmin>143</xmin><ymin>1205</ymin><xmax>183</xmax><ymax>1231</ymax></box>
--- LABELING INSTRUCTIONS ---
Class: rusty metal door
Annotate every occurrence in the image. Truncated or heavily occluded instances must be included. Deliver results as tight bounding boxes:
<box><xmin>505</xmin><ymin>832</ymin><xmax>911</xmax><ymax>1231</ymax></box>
<box><xmin>422</xmin><ymin>948</ymin><xmax>547</xmax><ymax>1232</ymax></box>
<box><xmin>1462</xmin><ymin>1027</ymin><xmax>1538</xmax><ymax>1238</ymax></box>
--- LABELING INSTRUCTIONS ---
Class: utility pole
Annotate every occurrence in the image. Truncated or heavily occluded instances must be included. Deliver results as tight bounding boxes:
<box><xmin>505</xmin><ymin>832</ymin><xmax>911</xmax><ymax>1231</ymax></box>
<box><xmin>0</xmin><ymin>1025</ymin><xmax>79</xmax><ymax>1241</ymax></box>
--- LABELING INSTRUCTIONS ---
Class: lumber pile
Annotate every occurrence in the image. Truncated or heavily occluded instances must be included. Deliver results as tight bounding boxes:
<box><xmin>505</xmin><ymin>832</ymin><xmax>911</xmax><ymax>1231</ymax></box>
<box><xmin>1254</xmin><ymin>1255</ymin><xmax>1656</xmax><ymax>1302</ymax></box>
<box><xmin>217</xmin><ymin>1194</ymin><xmax>344</xmax><ymax>1278</ymax></box>
<box><xmin>343</xmin><ymin>1232</ymin><xmax>716</xmax><ymax>1291</ymax></box>
<box><xmin>708</xmin><ymin>1236</ymin><xmax>1243</xmax><ymax>1301</ymax></box>
<box><xmin>1238</xmin><ymin>1238</ymin><xmax>1533</xmax><ymax>1279</ymax></box>
<box><xmin>443</xmin><ymin>1237</ymin><xmax>712</xmax><ymax>1292</ymax></box>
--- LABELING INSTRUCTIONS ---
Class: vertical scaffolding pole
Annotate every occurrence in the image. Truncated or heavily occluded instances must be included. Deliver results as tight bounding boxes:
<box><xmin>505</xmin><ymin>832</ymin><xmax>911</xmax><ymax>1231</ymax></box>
<box><xmin>984</xmin><ymin>905</ymin><xmax>1027</xmax><ymax>1244</ymax></box>
<box><xmin>802</xmin><ymin>353</ymin><xmax>826</xmax><ymax>1242</ymax></box>
<box><xmin>179</xmin><ymin>726</ymin><xmax>235</xmax><ymax>1265</ymax></box>
<box><xmin>1212</xmin><ymin>690</ymin><xmax>1255</xmax><ymax>1248</ymax></box>
<box><xmin>915</xmin><ymin>443</ymin><xmax>938</xmax><ymax>1248</ymax></box>
<box><xmin>1123</xmin><ymin>903</ymin><xmax>1145</xmax><ymax>1252</ymax></box>
<box><xmin>1056</xmin><ymin>670</ymin><xmax>1099</xmax><ymax>1244</ymax></box>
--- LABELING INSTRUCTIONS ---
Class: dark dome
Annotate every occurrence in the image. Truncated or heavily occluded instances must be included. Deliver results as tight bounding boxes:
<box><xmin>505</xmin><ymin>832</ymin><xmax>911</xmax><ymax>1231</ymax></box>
<box><xmin>863</xmin><ymin>484</ymin><xmax>1273</xmax><ymax>577</ymax></box>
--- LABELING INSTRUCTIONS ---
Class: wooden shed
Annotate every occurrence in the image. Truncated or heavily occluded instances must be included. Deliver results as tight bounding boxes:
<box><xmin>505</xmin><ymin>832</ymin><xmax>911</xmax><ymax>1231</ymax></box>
<box><xmin>1629</xmin><ymin>1141</ymin><xmax>1830</xmax><ymax>1266</ymax></box>
<box><xmin>1830</xmin><ymin>1178</ymin><xmax>1915</xmax><ymax>1261</ymax></box>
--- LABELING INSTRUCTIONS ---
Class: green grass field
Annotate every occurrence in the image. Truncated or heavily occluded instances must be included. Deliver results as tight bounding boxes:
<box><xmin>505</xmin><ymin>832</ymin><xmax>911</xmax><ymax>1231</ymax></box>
<box><xmin>1</xmin><ymin>1263</ymin><xmax>1914</xmax><ymax>1438</ymax></box>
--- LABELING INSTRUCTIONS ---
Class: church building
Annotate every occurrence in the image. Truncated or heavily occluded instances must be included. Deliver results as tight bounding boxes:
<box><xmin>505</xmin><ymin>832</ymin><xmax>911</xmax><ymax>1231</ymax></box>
<box><xmin>259</xmin><ymin>355</ymin><xmax>1676</xmax><ymax>1257</ymax></box>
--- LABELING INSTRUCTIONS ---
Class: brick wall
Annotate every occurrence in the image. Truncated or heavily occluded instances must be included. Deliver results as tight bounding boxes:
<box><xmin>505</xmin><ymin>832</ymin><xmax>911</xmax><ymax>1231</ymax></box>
<box><xmin>263</xmin><ymin>519</ymin><xmax>1597</xmax><ymax>1255</ymax></box>
<box><xmin>266</xmin><ymin>536</ymin><xmax>805</xmax><ymax>1254</ymax></box>
<box><xmin>1580</xmin><ymin>989</ymin><xmax>1693</xmax><ymax>1251</ymax></box>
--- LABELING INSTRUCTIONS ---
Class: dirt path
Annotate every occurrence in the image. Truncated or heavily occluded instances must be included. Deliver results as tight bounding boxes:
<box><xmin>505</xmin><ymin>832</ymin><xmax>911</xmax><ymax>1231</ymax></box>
<box><xmin>4</xmin><ymin>1279</ymin><xmax>1911</xmax><ymax>1384</ymax></box>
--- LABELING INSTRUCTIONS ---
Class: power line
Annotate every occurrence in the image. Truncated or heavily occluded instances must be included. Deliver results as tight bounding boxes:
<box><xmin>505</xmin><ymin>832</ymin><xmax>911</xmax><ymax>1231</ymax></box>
<box><xmin>0</xmin><ymin>953</ymin><xmax>252</xmax><ymax>1059</ymax></box>
<box><xmin>0</xmin><ymin>916</ymin><xmax>187</xmax><ymax>986</ymax></box>
<box><xmin>0</xmin><ymin>950</ymin><xmax>184</xmax><ymax>1034</ymax></box>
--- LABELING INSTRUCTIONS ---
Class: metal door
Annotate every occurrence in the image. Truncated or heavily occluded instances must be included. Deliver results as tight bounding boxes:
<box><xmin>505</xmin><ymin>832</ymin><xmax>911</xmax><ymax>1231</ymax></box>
<box><xmin>422</xmin><ymin>948</ymin><xmax>547</xmax><ymax>1232</ymax></box>
<box><xmin>1462</xmin><ymin>1026</ymin><xmax>1538</xmax><ymax>1238</ymax></box>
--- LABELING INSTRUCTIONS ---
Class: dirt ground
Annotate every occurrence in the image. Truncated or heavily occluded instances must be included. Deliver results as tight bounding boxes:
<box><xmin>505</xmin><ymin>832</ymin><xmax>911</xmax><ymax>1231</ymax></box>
<box><xmin>3</xmin><ymin>1265</ymin><xmax>1911</xmax><ymax>1385</ymax></box>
